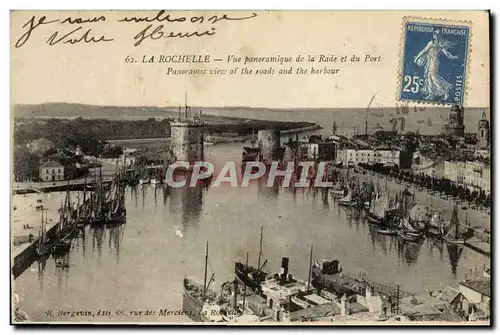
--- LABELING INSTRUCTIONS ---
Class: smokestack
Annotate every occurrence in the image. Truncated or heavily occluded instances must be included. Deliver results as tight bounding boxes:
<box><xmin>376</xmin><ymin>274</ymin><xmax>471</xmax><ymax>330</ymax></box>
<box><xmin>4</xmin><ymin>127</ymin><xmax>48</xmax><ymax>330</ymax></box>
<box><xmin>231</xmin><ymin>279</ymin><xmax>238</xmax><ymax>309</ymax></box>
<box><xmin>280</xmin><ymin>257</ymin><xmax>289</xmax><ymax>285</ymax></box>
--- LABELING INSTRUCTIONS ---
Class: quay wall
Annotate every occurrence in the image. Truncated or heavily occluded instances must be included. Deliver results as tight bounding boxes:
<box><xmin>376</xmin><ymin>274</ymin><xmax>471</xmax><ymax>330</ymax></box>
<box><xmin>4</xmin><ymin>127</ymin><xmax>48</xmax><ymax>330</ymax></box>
<box><xmin>12</xmin><ymin>223</ymin><xmax>59</xmax><ymax>279</ymax></box>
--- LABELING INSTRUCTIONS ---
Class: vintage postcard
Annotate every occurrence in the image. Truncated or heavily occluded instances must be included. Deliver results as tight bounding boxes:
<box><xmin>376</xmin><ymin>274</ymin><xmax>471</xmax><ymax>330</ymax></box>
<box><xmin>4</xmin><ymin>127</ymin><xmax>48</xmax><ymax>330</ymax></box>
<box><xmin>10</xmin><ymin>10</ymin><xmax>491</xmax><ymax>325</ymax></box>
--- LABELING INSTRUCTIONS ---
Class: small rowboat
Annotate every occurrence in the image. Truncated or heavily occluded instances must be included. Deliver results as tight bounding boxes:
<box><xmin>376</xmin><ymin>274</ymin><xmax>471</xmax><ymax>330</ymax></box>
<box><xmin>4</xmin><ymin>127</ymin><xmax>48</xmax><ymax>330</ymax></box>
<box><xmin>376</xmin><ymin>228</ymin><xmax>398</xmax><ymax>236</ymax></box>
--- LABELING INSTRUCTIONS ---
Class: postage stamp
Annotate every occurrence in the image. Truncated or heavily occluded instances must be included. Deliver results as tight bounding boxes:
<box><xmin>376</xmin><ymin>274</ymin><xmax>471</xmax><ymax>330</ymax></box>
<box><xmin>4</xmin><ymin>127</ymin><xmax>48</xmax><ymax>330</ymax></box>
<box><xmin>399</xmin><ymin>18</ymin><xmax>470</xmax><ymax>105</ymax></box>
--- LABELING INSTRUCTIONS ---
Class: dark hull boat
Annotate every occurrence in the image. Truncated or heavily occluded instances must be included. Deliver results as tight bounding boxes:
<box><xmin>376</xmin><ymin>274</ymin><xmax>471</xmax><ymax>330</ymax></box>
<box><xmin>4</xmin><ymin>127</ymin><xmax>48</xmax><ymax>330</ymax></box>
<box><xmin>90</xmin><ymin>215</ymin><xmax>106</xmax><ymax>225</ymax></box>
<box><xmin>52</xmin><ymin>239</ymin><xmax>71</xmax><ymax>256</ymax></box>
<box><xmin>36</xmin><ymin>244</ymin><xmax>51</xmax><ymax>257</ymax></box>
<box><xmin>397</xmin><ymin>230</ymin><xmax>424</xmax><ymax>243</ymax></box>
<box><xmin>376</xmin><ymin>228</ymin><xmax>398</xmax><ymax>236</ymax></box>
<box><xmin>234</xmin><ymin>226</ymin><xmax>268</xmax><ymax>294</ymax></box>
<box><xmin>36</xmin><ymin>210</ymin><xmax>51</xmax><ymax>257</ymax></box>
<box><xmin>234</xmin><ymin>262</ymin><xmax>267</xmax><ymax>293</ymax></box>
<box><xmin>106</xmin><ymin>210</ymin><xmax>127</xmax><ymax>226</ymax></box>
<box><xmin>366</xmin><ymin>213</ymin><xmax>384</xmax><ymax>225</ymax></box>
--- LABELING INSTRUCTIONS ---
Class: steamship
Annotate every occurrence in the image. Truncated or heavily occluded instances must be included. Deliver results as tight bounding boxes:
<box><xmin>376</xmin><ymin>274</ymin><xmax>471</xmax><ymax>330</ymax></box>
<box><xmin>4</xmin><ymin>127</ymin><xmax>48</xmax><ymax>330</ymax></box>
<box><xmin>234</xmin><ymin>226</ymin><xmax>268</xmax><ymax>293</ymax></box>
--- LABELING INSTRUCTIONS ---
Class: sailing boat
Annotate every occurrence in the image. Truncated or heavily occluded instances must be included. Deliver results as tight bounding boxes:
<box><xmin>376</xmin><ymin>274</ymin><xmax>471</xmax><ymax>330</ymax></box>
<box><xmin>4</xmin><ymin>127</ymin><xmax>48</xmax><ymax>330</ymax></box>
<box><xmin>52</xmin><ymin>203</ymin><xmax>73</xmax><ymax>256</ymax></box>
<box><xmin>443</xmin><ymin>204</ymin><xmax>466</xmax><ymax>245</ymax></box>
<box><xmin>426</xmin><ymin>212</ymin><xmax>448</xmax><ymax>238</ymax></box>
<box><xmin>36</xmin><ymin>210</ymin><xmax>50</xmax><ymax>257</ymax></box>
<box><xmin>90</xmin><ymin>166</ymin><xmax>107</xmax><ymax>225</ymax></box>
<box><xmin>329</xmin><ymin>179</ymin><xmax>346</xmax><ymax>197</ymax></box>
<box><xmin>367</xmin><ymin>187</ymin><xmax>388</xmax><ymax>225</ymax></box>
<box><xmin>106</xmin><ymin>176</ymin><xmax>126</xmax><ymax>225</ymax></box>
<box><xmin>151</xmin><ymin>168</ymin><xmax>162</xmax><ymax>185</ymax></box>
<box><xmin>397</xmin><ymin>214</ymin><xmax>424</xmax><ymax>242</ymax></box>
<box><xmin>183</xmin><ymin>241</ymin><xmax>218</xmax><ymax>322</ymax></box>
<box><xmin>234</xmin><ymin>226</ymin><xmax>268</xmax><ymax>293</ymax></box>
<box><xmin>338</xmin><ymin>183</ymin><xmax>355</xmax><ymax>207</ymax></box>
<box><xmin>408</xmin><ymin>204</ymin><xmax>429</xmax><ymax>230</ymax></box>
<box><xmin>139</xmin><ymin>167</ymin><xmax>151</xmax><ymax>185</ymax></box>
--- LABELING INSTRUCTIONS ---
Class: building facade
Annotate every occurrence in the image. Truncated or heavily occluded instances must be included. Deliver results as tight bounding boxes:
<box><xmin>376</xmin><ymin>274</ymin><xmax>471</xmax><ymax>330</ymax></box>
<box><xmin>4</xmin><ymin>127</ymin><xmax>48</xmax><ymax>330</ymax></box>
<box><xmin>39</xmin><ymin>160</ymin><xmax>64</xmax><ymax>182</ymax></box>
<box><xmin>338</xmin><ymin>148</ymin><xmax>406</xmax><ymax>168</ymax></box>
<box><xmin>458</xmin><ymin>278</ymin><xmax>490</xmax><ymax>318</ymax></box>
<box><xmin>444</xmin><ymin>160</ymin><xmax>491</xmax><ymax>192</ymax></box>
<box><xmin>300</xmin><ymin>142</ymin><xmax>337</xmax><ymax>161</ymax></box>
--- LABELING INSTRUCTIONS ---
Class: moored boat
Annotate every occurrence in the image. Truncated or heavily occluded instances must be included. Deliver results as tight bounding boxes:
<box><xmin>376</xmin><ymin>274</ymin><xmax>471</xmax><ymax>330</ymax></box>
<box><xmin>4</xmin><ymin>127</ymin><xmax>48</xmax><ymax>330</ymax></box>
<box><xmin>376</xmin><ymin>228</ymin><xmax>398</xmax><ymax>236</ymax></box>
<box><xmin>442</xmin><ymin>203</ymin><xmax>467</xmax><ymax>245</ymax></box>
<box><xmin>183</xmin><ymin>241</ymin><xmax>218</xmax><ymax>322</ymax></box>
<box><xmin>234</xmin><ymin>226</ymin><xmax>268</xmax><ymax>293</ymax></box>
<box><xmin>151</xmin><ymin>178</ymin><xmax>162</xmax><ymax>185</ymax></box>
<box><xmin>36</xmin><ymin>210</ymin><xmax>51</xmax><ymax>257</ymax></box>
<box><xmin>320</xmin><ymin>289</ymin><xmax>337</xmax><ymax>301</ymax></box>
<box><xmin>397</xmin><ymin>230</ymin><xmax>424</xmax><ymax>243</ymax></box>
<box><xmin>139</xmin><ymin>178</ymin><xmax>150</xmax><ymax>185</ymax></box>
<box><xmin>338</xmin><ymin>188</ymin><xmax>356</xmax><ymax>207</ymax></box>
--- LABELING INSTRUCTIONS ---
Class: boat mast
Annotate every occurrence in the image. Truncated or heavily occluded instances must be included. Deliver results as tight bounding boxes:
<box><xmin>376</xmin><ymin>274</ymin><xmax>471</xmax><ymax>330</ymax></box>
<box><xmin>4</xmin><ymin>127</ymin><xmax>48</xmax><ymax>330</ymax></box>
<box><xmin>39</xmin><ymin>210</ymin><xmax>44</xmax><ymax>246</ymax></box>
<box><xmin>203</xmin><ymin>241</ymin><xmax>209</xmax><ymax>296</ymax></box>
<box><xmin>257</xmin><ymin>226</ymin><xmax>263</xmax><ymax>272</ymax></box>
<box><xmin>242</xmin><ymin>252</ymin><xmax>248</xmax><ymax>310</ymax></box>
<box><xmin>307</xmin><ymin>244</ymin><xmax>314</xmax><ymax>291</ymax></box>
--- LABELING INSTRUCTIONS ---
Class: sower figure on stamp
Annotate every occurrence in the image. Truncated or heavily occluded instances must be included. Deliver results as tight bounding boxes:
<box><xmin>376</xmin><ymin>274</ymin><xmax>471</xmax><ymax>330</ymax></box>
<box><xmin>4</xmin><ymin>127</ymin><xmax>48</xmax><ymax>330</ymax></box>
<box><xmin>414</xmin><ymin>30</ymin><xmax>459</xmax><ymax>101</ymax></box>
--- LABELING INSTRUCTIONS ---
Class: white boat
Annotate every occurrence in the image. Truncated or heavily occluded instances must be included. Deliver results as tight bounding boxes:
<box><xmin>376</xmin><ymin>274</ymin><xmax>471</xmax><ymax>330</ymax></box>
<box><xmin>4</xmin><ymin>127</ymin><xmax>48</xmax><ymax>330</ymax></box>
<box><xmin>329</xmin><ymin>181</ymin><xmax>345</xmax><ymax>197</ymax></box>
<box><xmin>401</xmin><ymin>216</ymin><xmax>421</xmax><ymax>234</ymax></box>
<box><xmin>338</xmin><ymin>187</ymin><xmax>355</xmax><ymax>207</ymax></box>
<box><xmin>291</xmin><ymin>295</ymin><xmax>312</xmax><ymax>309</ymax></box>
<box><xmin>151</xmin><ymin>178</ymin><xmax>162</xmax><ymax>185</ymax></box>
<box><xmin>329</xmin><ymin>188</ymin><xmax>345</xmax><ymax>197</ymax></box>
<box><xmin>139</xmin><ymin>178</ymin><xmax>150</xmax><ymax>185</ymax></box>
<box><xmin>320</xmin><ymin>289</ymin><xmax>337</xmax><ymax>301</ymax></box>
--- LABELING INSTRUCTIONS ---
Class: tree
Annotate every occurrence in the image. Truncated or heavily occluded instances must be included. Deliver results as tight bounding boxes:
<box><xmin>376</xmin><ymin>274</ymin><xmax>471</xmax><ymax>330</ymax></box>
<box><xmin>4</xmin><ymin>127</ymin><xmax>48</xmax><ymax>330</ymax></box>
<box><xmin>14</xmin><ymin>147</ymin><xmax>40</xmax><ymax>182</ymax></box>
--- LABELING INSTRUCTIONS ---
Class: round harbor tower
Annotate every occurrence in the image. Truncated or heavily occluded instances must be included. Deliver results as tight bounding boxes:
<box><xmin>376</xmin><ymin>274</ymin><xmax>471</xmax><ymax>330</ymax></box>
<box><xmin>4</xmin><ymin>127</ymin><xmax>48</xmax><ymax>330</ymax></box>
<box><xmin>170</xmin><ymin>108</ymin><xmax>204</xmax><ymax>164</ymax></box>
<box><xmin>258</xmin><ymin>129</ymin><xmax>281</xmax><ymax>163</ymax></box>
<box><xmin>443</xmin><ymin>105</ymin><xmax>465</xmax><ymax>138</ymax></box>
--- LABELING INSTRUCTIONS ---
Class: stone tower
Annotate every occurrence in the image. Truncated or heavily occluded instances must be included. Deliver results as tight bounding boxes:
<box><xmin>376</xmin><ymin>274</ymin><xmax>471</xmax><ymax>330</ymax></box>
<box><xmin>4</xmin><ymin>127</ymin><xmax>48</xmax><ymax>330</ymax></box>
<box><xmin>258</xmin><ymin>129</ymin><xmax>281</xmax><ymax>163</ymax></box>
<box><xmin>444</xmin><ymin>105</ymin><xmax>465</xmax><ymax>137</ymax></box>
<box><xmin>477</xmin><ymin>110</ymin><xmax>490</xmax><ymax>148</ymax></box>
<box><xmin>170</xmin><ymin>105</ymin><xmax>204</xmax><ymax>164</ymax></box>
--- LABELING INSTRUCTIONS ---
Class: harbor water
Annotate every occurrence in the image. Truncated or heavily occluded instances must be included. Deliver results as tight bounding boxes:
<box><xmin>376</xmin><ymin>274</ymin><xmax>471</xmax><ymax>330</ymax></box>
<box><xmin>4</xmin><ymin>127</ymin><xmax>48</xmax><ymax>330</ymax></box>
<box><xmin>13</xmin><ymin>143</ymin><xmax>489</xmax><ymax>323</ymax></box>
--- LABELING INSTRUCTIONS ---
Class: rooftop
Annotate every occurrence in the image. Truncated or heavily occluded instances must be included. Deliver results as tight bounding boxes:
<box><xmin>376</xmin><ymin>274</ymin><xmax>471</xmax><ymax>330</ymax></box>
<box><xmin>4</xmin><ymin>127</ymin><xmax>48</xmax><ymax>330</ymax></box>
<box><xmin>40</xmin><ymin>160</ymin><xmax>63</xmax><ymax>168</ymax></box>
<box><xmin>459</xmin><ymin>278</ymin><xmax>491</xmax><ymax>297</ymax></box>
<box><xmin>436</xmin><ymin>286</ymin><xmax>461</xmax><ymax>303</ymax></box>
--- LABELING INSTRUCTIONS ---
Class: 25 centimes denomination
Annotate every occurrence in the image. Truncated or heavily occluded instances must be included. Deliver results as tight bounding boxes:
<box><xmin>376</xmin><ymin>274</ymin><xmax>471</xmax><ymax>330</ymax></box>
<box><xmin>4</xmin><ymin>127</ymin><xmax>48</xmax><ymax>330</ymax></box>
<box><xmin>398</xmin><ymin>17</ymin><xmax>471</xmax><ymax>106</ymax></box>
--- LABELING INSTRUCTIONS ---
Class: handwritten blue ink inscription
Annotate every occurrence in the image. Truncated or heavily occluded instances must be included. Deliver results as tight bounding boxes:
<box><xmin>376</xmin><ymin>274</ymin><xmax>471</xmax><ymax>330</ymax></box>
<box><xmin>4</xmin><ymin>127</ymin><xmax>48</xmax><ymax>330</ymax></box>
<box><xmin>400</xmin><ymin>22</ymin><xmax>469</xmax><ymax>105</ymax></box>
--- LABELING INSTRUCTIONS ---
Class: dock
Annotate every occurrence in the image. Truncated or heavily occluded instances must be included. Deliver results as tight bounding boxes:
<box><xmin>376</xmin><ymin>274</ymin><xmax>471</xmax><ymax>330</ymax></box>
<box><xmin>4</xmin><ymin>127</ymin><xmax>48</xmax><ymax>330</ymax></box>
<box><xmin>13</xmin><ymin>176</ymin><xmax>113</xmax><ymax>194</ymax></box>
<box><xmin>11</xmin><ymin>192</ymin><xmax>63</xmax><ymax>278</ymax></box>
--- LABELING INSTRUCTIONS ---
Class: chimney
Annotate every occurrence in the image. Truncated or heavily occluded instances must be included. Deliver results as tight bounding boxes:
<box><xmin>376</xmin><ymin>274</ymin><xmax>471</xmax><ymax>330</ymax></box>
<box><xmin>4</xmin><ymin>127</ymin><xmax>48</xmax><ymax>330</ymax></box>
<box><xmin>280</xmin><ymin>257</ymin><xmax>289</xmax><ymax>285</ymax></box>
<box><xmin>231</xmin><ymin>279</ymin><xmax>238</xmax><ymax>309</ymax></box>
